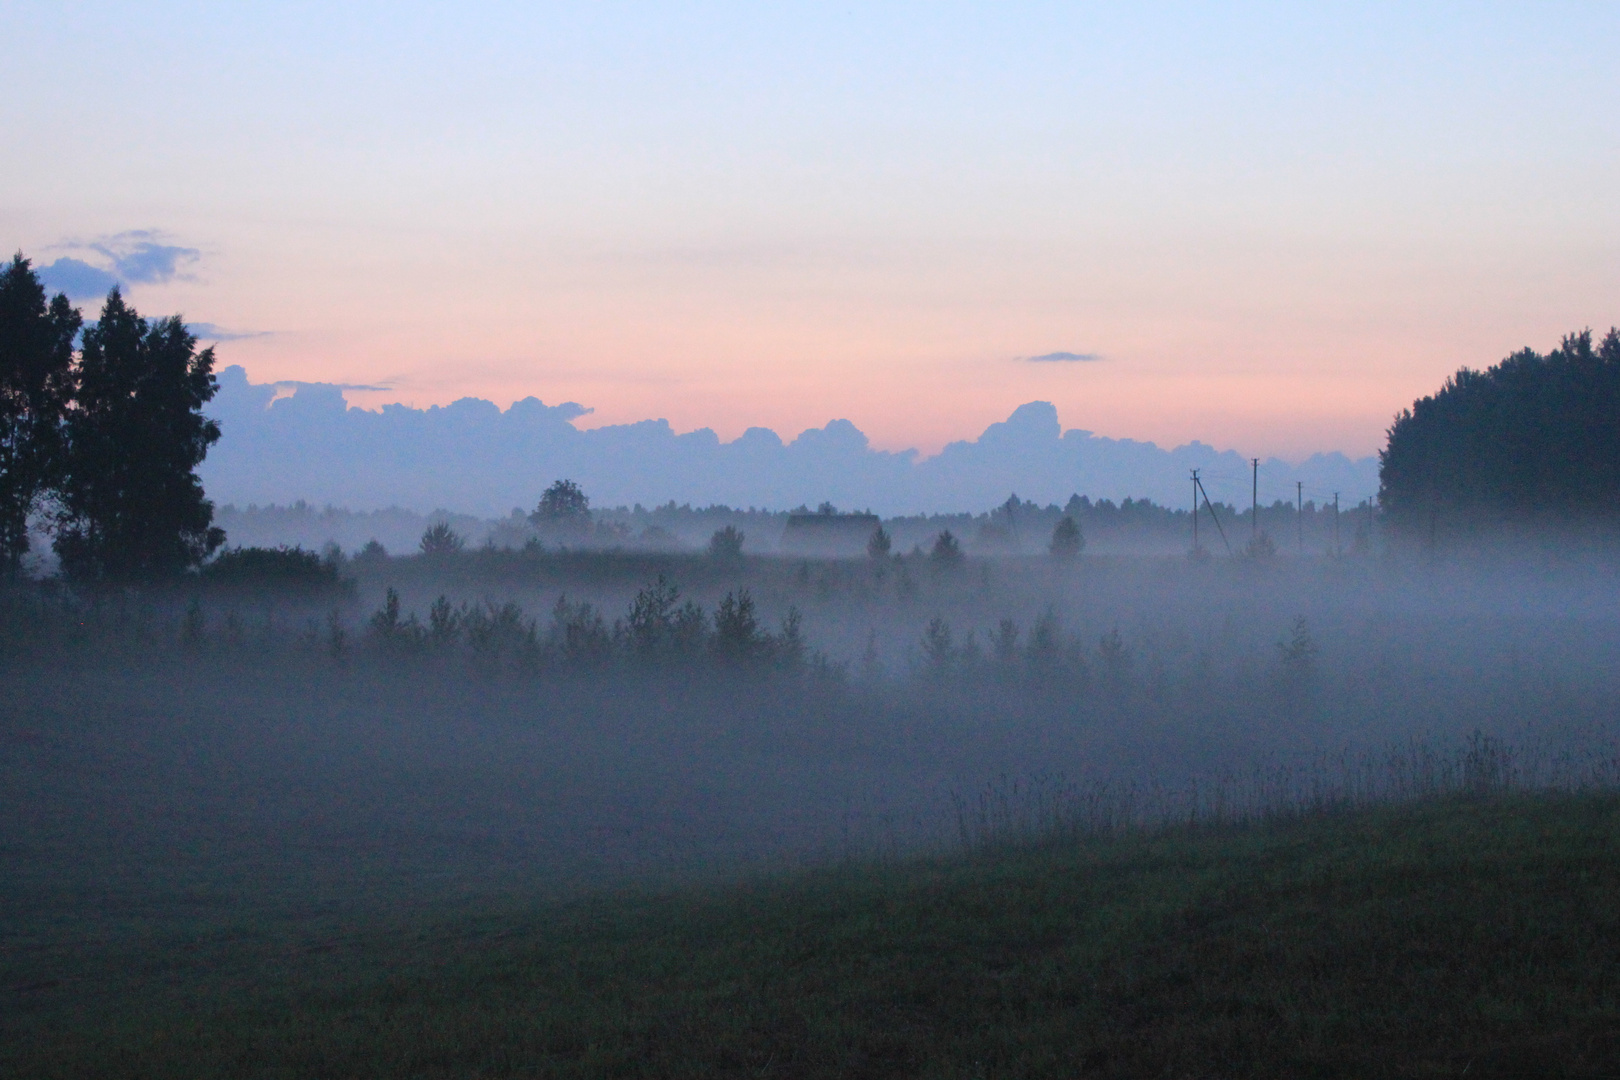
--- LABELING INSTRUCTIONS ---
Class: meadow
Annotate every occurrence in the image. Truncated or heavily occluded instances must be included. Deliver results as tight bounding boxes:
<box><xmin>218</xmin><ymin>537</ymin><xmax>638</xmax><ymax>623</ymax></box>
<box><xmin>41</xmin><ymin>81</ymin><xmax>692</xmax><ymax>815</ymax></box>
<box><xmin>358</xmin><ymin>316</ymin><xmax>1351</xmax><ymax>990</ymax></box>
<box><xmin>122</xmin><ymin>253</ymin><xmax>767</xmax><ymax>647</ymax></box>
<box><xmin>4</xmin><ymin>542</ymin><xmax>1620</xmax><ymax>1075</ymax></box>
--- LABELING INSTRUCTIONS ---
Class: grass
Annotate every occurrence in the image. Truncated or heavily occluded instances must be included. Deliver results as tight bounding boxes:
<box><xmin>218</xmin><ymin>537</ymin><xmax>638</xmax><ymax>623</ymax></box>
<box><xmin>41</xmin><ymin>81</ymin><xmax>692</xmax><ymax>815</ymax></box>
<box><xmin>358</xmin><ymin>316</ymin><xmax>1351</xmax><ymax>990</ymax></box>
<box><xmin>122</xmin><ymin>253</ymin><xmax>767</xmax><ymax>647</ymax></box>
<box><xmin>5</xmin><ymin>793</ymin><xmax>1620</xmax><ymax>1078</ymax></box>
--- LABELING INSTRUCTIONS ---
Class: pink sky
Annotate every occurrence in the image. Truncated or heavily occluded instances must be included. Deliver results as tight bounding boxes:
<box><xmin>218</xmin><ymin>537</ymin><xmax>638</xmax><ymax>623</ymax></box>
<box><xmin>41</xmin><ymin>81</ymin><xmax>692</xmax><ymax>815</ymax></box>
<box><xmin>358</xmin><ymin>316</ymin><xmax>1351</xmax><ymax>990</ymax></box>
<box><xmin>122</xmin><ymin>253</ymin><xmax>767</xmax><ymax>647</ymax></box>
<box><xmin>6</xmin><ymin>5</ymin><xmax>1616</xmax><ymax>460</ymax></box>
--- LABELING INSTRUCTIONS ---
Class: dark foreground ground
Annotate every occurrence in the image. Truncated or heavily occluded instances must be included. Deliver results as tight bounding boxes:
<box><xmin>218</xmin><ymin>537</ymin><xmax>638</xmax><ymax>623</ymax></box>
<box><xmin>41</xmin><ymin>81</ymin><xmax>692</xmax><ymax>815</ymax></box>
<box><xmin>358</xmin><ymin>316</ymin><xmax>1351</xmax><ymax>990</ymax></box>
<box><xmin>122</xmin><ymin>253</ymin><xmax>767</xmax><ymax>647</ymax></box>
<box><xmin>4</xmin><ymin>793</ymin><xmax>1619</xmax><ymax>1079</ymax></box>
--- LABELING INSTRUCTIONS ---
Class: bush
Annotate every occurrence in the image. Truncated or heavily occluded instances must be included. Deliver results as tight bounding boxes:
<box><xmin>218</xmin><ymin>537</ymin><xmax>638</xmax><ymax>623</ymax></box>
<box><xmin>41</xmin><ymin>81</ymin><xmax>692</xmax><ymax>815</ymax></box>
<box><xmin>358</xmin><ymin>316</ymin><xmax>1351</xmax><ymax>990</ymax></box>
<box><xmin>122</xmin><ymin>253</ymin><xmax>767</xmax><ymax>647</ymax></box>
<box><xmin>420</xmin><ymin>523</ymin><xmax>464</xmax><ymax>557</ymax></box>
<box><xmin>201</xmin><ymin>546</ymin><xmax>351</xmax><ymax>596</ymax></box>
<box><xmin>708</xmin><ymin>525</ymin><xmax>745</xmax><ymax>562</ymax></box>
<box><xmin>1049</xmin><ymin>515</ymin><xmax>1084</xmax><ymax>560</ymax></box>
<box><xmin>930</xmin><ymin>530</ymin><xmax>963</xmax><ymax>568</ymax></box>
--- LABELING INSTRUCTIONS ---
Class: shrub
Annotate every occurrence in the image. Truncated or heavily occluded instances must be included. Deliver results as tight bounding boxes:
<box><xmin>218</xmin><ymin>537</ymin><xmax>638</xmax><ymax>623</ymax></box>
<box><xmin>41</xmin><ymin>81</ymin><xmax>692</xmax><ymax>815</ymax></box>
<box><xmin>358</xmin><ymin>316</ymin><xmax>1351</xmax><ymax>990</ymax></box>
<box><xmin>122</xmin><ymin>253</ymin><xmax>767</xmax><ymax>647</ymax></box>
<box><xmin>930</xmin><ymin>530</ymin><xmax>963</xmax><ymax>568</ymax></box>
<box><xmin>201</xmin><ymin>546</ymin><xmax>351</xmax><ymax>596</ymax></box>
<box><xmin>420</xmin><ymin>523</ymin><xmax>465</xmax><ymax>558</ymax></box>
<box><xmin>709</xmin><ymin>525</ymin><xmax>745</xmax><ymax>562</ymax></box>
<box><xmin>1049</xmin><ymin>515</ymin><xmax>1084</xmax><ymax>560</ymax></box>
<box><xmin>867</xmin><ymin>525</ymin><xmax>892</xmax><ymax>560</ymax></box>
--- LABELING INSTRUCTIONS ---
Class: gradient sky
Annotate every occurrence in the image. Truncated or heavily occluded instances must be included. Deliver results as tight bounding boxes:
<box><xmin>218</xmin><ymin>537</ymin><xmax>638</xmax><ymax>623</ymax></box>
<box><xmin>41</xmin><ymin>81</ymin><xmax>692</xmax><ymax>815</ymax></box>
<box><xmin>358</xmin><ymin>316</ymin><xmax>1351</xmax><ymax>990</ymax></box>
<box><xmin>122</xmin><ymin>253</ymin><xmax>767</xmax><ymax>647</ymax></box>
<box><xmin>4</xmin><ymin>2</ymin><xmax>1616</xmax><ymax>458</ymax></box>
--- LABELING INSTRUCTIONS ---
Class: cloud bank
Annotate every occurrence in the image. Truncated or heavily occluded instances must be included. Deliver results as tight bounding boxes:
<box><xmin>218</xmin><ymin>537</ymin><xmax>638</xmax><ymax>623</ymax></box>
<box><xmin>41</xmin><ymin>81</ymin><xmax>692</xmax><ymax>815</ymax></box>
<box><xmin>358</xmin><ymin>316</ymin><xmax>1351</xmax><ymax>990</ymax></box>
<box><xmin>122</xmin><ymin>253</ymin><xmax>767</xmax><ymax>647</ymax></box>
<box><xmin>200</xmin><ymin>367</ymin><xmax>1380</xmax><ymax>516</ymax></box>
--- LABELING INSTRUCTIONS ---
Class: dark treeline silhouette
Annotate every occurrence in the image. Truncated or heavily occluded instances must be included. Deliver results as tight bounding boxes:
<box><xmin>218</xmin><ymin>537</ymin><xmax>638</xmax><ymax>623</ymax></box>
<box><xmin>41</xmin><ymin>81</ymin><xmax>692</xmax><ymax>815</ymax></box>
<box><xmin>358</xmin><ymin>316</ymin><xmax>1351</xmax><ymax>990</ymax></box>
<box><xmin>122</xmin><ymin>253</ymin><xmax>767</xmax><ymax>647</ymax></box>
<box><xmin>0</xmin><ymin>254</ymin><xmax>224</xmax><ymax>582</ymax></box>
<box><xmin>1381</xmin><ymin>327</ymin><xmax>1620</xmax><ymax>543</ymax></box>
<box><xmin>363</xmin><ymin>575</ymin><xmax>805</xmax><ymax>675</ymax></box>
<box><xmin>218</xmin><ymin>490</ymin><xmax>1372</xmax><ymax>560</ymax></box>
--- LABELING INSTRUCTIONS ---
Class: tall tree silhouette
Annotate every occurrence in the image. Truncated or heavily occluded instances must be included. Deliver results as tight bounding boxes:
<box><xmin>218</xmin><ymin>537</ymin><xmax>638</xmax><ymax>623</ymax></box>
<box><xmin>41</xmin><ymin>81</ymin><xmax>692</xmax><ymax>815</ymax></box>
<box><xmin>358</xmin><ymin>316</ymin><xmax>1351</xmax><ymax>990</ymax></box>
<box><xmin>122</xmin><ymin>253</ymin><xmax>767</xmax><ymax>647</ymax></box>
<box><xmin>0</xmin><ymin>255</ymin><xmax>79</xmax><ymax>575</ymax></box>
<box><xmin>54</xmin><ymin>289</ymin><xmax>224</xmax><ymax>582</ymax></box>
<box><xmin>1380</xmin><ymin>328</ymin><xmax>1620</xmax><ymax>541</ymax></box>
<box><xmin>531</xmin><ymin>479</ymin><xmax>591</xmax><ymax>538</ymax></box>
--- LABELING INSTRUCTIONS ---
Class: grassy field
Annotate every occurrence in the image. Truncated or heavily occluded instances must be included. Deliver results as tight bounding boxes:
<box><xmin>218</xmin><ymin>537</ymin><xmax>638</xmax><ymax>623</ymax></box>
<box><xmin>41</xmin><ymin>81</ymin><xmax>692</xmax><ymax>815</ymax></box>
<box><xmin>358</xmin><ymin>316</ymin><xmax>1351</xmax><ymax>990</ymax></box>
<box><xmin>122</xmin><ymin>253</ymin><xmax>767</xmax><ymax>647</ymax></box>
<box><xmin>5</xmin><ymin>792</ymin><xmax>1619</xmax><ymax>1079</ymax></box>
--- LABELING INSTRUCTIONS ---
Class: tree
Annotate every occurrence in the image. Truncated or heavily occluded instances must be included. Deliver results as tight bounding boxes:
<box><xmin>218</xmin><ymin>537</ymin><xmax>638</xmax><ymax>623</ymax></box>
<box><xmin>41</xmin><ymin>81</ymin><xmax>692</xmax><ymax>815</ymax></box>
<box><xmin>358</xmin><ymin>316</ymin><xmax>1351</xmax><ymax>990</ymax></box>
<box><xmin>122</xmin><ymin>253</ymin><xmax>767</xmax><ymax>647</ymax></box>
<box><xmin>420</xmin><ymin>521</ymin><xmax>464</xmax><ymax>557</ymax></box>
<box><xmin>531</xmin><ymin>479</ymin><xmax>591</xmax><ymax>537</ymax></box>
<box><xmin>1379</xmin><ymin>327</ymin><xmax>1620</xmax><ymax>541</ymax></box>
<box><xmin>712</xmin><ymin>588</ymin><xmax>763</xmax><ymax>663</ymax></box>
<box><xmin>929</xmin><ymin>529</ymin><xmax>963</xmax><ymax>568</ymax></box>
<box><xmin>709</xmin><ymin>525</ymin><xmax>745</xmax><ymax>562</ymax></box>
<box><xmin>53</xmin><ymin>289</ymin><xmax>223</xmax><ymax>583</ymax></box>
<box><xmin>867</xmin><ymin>524</ymin><xmax>892</xmax><ymax>560</ymax></box>
<box><xmin>0</xmin><ymin>254</ymin><xmax>79</xmax><ymax>576</ymax></box>
<box><xmin>1049</xmin><ymin>515</ymin><xmax>1084</xmax><ymax>560</ymax></box>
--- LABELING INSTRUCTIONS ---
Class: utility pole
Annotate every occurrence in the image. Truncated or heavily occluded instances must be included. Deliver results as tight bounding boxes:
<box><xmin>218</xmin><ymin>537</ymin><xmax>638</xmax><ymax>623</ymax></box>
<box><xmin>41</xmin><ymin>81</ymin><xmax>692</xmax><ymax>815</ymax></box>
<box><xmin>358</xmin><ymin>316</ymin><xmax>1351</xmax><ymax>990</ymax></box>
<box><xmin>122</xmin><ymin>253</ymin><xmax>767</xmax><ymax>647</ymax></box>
<box><xmin>1251</xmin><ymin>458</ymin><xmax>1259</xmax><ymax>541</ymax></box>
<box><xmin>1333</xmin><ymin>492</ymin><xmax>1340</xmax><ymax>556</ymax></box>
<box><xmin>1296</xmin><ymin>481</ymin><xmax>1303</xmax><ymax>555</ymax></box>
<box><xmin>1191</xmin><ymin>469</ymin><xmax>1200</xmax><ymax>552</ymax></box>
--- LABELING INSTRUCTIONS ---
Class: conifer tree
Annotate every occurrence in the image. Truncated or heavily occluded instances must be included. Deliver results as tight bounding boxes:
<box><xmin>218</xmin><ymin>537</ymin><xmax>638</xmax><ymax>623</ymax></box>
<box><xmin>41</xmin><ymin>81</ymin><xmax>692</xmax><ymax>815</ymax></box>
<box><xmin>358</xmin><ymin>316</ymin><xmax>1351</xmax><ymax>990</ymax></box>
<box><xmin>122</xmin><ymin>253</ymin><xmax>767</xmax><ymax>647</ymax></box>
<box><xmin>0</xmin><ymin>255</ymin><xmax>79</xmax><ymax>575</ymax></box>
<box><xmin>54</xmin><ymin>289</ymin><xmax>224</xmax><ymax>582</ymax></box>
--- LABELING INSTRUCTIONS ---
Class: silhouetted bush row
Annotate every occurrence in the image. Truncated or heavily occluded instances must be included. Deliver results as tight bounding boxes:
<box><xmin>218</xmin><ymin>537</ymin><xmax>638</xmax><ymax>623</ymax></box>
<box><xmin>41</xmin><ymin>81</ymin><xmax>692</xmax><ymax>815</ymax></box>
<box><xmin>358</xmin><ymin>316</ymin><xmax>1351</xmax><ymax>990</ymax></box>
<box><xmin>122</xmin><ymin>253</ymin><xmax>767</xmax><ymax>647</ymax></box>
<box><xmin>362</xmin><ymin>575</ymin><xmax>807</xmax><ymax>674</ymax></box>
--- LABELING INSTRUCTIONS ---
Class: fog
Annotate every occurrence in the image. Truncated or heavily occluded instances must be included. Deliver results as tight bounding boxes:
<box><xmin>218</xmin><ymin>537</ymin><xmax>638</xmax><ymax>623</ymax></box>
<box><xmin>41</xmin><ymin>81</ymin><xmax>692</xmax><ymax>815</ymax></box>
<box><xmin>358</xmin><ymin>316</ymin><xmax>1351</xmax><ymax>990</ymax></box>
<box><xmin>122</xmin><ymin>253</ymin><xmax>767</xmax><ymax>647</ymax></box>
<box><xmin>6</xmin><ymin>541</ymin><xmax>1620</xmax><ymax>944</ymax></box>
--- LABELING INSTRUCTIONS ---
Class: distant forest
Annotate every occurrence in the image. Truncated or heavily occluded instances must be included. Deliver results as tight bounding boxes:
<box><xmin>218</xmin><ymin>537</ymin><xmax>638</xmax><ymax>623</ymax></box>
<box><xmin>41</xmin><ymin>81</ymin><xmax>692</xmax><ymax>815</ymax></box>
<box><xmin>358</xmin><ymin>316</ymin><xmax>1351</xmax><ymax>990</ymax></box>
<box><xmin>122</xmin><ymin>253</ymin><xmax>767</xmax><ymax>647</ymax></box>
<box><xmin>1380</xmin><ymin>328</ymin><xmax>1620</xmax><ymax>542</ymax></box>
<box><xmin>217</xmin><ymin>489</ymin><xmax>1370</xmax><ymax>560</ymax></box>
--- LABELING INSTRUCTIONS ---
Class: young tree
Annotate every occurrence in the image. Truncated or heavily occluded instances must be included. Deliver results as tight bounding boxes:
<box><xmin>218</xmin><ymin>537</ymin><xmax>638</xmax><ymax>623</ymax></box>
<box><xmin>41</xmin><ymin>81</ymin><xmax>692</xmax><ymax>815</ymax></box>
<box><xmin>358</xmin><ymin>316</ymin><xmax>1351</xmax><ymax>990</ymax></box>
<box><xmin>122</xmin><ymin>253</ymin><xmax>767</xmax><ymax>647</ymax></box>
<box><xmin>712</xmin><ymin>588</ymin><xmax>763</xmax><ymax>663</ymax></box>
<box><xmin>53</xmin><ymin>289</ymin><xmax>223</xmax><ymax>583</ymax></box>
<box><xmin>1049</xmin><ymin>515</ymin><xmax>1084</xmax><ymax>561</ymax></box>
<box><xmin>708</xmin><ymin>524</ymin><xmax>745</xmax><ymax>562</ymax></box>
<box><xmin>0</xmin><ymin>254</ymin><xmax>80</xmax><ymax>576</ymax></box>
<box><xmin>531</xmin><ymin>479</ymin><xmax>592</xmax><ymax>537</ymax></box>
<box><xmin>420</xmin><ymin>521</ymin><xmax>465</xmax><ymax>557</ymax></box>
<box><xmin>929</xmin><ymin>529</ymin><xmax>963</xmax><ymax>568</ymax></box>
<box><xmin>867</xmin><ymin>524</ymin><xmax>892</xmax><ymax>560</ymax></box>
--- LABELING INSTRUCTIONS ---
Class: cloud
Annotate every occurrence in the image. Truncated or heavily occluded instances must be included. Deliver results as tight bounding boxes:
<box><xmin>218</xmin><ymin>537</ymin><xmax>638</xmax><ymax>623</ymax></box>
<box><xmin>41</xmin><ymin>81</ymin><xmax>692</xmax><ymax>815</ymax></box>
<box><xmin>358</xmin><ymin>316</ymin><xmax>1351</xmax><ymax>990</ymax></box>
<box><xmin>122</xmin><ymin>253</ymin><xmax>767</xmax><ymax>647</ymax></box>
<box><xmin>1024</xmin><ymin>351</ymin><xmax>1102</xmax><ymax>363</ymax></box>
<box><xmin>91</xmin><ymin>230</ymin><xmax>200</xmax><ymax>284</ymax></box>
<box><xmin>272</xmin><ymin>379</ymin><xmax>394</xmax><ymax>392</ymax></box>
<box><xmin>37</xmin><ymin>257</ymin><xmax>120</xmax><ymax>299</ymax></box>
<box><xmin>187</xmin><ymin>322</ymin><xmax>271</xmax><ymax>343</ymax></box>
<box><xmin>38</xmin><ymin>230</ymin><xmax>202</xmax><ymax>299</ymax></box>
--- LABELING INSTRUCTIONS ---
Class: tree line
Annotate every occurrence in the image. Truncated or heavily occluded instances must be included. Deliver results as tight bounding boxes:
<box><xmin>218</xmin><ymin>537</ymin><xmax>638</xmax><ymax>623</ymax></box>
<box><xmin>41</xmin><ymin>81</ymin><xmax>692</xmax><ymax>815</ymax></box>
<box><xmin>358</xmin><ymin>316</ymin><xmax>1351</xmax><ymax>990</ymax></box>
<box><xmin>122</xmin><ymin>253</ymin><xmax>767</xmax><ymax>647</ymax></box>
<box><xmin>1380</xmin><ymin>327</ymin><xmax>1620</xmax><ymax>540</ymax></box>
<box><xmin>0</xmin><ymin>254</ymin><xmax>223</xmax><ymax>582</ymax></box>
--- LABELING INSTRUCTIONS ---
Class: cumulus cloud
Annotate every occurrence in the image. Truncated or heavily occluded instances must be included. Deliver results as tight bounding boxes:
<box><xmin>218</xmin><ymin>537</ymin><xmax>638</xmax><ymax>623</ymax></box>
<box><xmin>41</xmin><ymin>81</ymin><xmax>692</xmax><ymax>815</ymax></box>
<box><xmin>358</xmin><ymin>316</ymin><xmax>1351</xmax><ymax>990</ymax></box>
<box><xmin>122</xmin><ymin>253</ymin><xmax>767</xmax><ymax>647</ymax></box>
<box><xmin>1024</xmin><ymin>351</ymin><xmax>1102</xmax><ymax>363</ymax></box>
<box><xmin>37</xmin><ymin>257</ymin><xmax>120</xmax><ymax>300</ymax></box>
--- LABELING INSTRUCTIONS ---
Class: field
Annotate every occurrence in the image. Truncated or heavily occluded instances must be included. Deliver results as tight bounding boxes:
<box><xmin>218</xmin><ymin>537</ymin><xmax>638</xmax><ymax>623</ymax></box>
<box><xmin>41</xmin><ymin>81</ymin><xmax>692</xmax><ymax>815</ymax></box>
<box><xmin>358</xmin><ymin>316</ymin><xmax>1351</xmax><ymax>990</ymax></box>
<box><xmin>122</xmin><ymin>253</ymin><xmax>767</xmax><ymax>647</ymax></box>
<box><xmin>5</xmin><ymin>795</ymin><xmax>1619</xmax><ymax>1078</ymax></box>
<box><xmin>4</xmin><ymin>546</ymin><xmax>1620</xmax><ymax>1076</ymax></box>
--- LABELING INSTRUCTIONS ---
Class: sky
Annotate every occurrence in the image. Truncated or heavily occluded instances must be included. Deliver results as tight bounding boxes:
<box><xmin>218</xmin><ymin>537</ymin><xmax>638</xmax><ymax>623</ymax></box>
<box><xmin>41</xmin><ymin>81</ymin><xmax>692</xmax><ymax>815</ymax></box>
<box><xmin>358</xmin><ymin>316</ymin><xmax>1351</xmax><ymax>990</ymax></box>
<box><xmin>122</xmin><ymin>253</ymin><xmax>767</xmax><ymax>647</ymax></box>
<box><xmin>3</xmin><ymin>2</ymin><xmax>1617</xmax><ymax>459</ymax></box>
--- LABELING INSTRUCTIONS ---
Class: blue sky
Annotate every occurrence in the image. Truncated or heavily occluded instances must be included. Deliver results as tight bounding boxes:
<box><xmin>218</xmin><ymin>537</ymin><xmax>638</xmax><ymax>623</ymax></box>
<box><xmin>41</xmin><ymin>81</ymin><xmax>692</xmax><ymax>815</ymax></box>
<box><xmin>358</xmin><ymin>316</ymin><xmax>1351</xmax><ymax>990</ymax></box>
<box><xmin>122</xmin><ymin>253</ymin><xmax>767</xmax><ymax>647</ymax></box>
<box><xmin>3</xmin><ymin>2</ymin><xmax>1616</xmax><ymax>456</ymax></box>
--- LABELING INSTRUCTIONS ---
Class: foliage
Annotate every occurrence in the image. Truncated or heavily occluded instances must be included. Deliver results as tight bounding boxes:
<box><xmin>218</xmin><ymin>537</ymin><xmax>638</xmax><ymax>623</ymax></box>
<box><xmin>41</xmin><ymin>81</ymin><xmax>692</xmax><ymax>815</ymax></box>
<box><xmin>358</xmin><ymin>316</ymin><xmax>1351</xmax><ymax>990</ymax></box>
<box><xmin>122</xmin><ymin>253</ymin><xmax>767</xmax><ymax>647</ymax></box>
<box><xmin>1049</xmin><ymin>514</ymin><xmax>1084</xmax><ymax>560</ymax></box>
<box><xmin>929</xmin><ymin>529</ymin><xmax>963</xmax><ymax>568</ymax></box>
<box><xmin>623</xmin><ymin>574</ymin><xmax>708</xmax><ymax>661</ymax></box>
<box><xmin>201</xmin><ymin>545</ymin><xmax>351</xmax><ymax>596</ymax></box>
<box><xmin>866</xmin><ymin>524</ymin><xmax>891</xmax><ymax>560</ymax></box>
<box><xmin>708</xmin><ymin>524</ymin><xmax>745</xmax><ymax>562</ymax></box>
<box><xmin>532</xmin><ymin>479</ymin><xmax>592</xmax><ymax>537</ymax></box>
<box><xmin>0</xmin><ymin>255</ymin><xmax>79</xmax><ymax>575</ymax></box>
<box><xmin>53</xmin><ymin>289</ymin><xmax>224</xmax><ymax>583</ymax></box>
<box><xmin>354</xmin><ymin>538</ymin><xmax>388</xmax><ymax>565</ymax></box>
<box><xmin>1380</xmin><ymin>327</ymin><xmax>1620</xmax><ymax>539</ymax></box>
<box><xmin>1278</xmin><ymin>615</ymin><xmax>1319</xmax><ymax>673</ymax></box>
<box><xmin>419</xmin><ymin>522</ymin><xmax>464</xmax><ymax>557</ymax></box>
<box><xmin>1244</xmin><ymin>530</ymin><xmax>1277</xmax><ymax>562</ymax></box>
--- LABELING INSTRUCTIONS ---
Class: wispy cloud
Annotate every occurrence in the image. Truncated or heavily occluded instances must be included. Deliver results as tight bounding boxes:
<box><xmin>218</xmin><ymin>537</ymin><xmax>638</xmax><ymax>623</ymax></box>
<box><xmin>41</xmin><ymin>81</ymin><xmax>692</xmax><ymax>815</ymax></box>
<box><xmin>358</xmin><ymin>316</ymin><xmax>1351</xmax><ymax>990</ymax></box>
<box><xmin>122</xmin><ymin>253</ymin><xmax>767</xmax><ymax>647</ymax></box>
<box><xmin>91</xmin><ymin>230</ymin><xmax>200</xmax><ymax>284</ymax></box>
<box><xmin>1024</xmin><ymin>351</ymin><xmax>1103</xmax><ymax>363</ymax></box>
<box><xmin>187</xmin><ymin>322</ymin><xmax>271</xmax><ymax>343</ymax></box>
<box><xmin>37</xmin><ymin>230</ymin><xmax>202</xmax><ymax>299</ymax></box>
<box><xmin>272</xmin><ymin>379</ymin><xmax>394</xmax><ymax>392</ymax></box>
